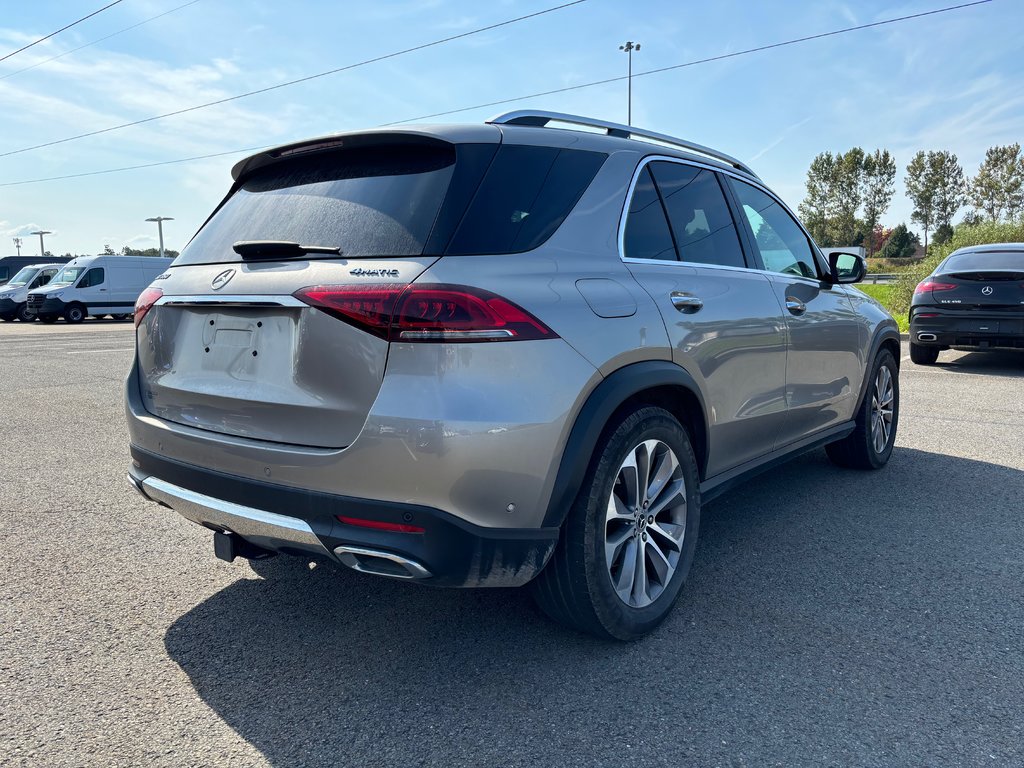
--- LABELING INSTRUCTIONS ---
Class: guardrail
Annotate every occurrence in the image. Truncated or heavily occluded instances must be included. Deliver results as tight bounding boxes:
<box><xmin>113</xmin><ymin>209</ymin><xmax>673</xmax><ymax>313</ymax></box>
<box><xmin>863</xmin><ymin>273</ymin><xmax>898</xmax><ymax>284</ymax></box>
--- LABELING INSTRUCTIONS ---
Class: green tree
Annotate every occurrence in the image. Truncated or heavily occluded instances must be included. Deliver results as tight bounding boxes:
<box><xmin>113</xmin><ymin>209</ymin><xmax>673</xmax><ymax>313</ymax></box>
<box><xmin>877</xmin><ymin>223</ymin><xmax>919</xmax><ymax>260</ymax></box>
<box><xmin>969</xmin><ymin>143</ymin><xmax>1024</xmax><ymax>221</ymax></box>
<box><xmin>102</xmin><ymin>244</ymin><xmax>116</xmax><ymax>255</ymax></box>
<box><xmin>906</xmin><ymin>150</ymin><xmax>965</xmax><ymax>253</ymax></box>
<box><xmin>861</xmin><ymin>149</ymin><xmax>896</xmax><ymax>257</ymax></box>
<box><xmin>798</xmin><ymin>151</ymin><xmax>837</xmax><ymax>246</ymax></box>
<box><xmin>931</xmin><ymin>151</ymin><xmax>966</xmax><ymax>235</ymax></box>
<box><xmin>121</xmin><ymin>246</ymin><xmax>179</xmax><ymax>258</ymax></box>
<box><xmin>832</xmin><ymin>148</ymin><xmax>865</xmax><ymax>246</ymax></box>
<box><xmin>932</xmin><ymin>223</ymin><xmax>954</xmax><ymax>246</ymax></box>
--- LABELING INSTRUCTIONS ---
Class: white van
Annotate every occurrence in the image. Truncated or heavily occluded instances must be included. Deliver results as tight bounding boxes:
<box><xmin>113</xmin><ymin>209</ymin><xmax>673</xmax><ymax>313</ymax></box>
<box><xmin>0</xmin><ymin>263</ymin><xmax>65</xmax><ymax>322</ymax></box>
<box><xmin>26</xmin><ymin>255</ymin><xmax>174</xmax><ymax>324</ymax></box>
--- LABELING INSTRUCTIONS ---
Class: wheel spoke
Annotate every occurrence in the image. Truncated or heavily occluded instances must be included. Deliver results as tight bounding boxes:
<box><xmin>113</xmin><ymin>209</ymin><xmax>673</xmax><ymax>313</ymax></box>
<box><xmin>648</xmin><ymin>480</ymin><xmax>685</xmax><ymax>517</ymax></box>
<box><xmin>648</xmin><ymin>520</ymin><xmax>685</xmax><ymax>552</ymax></box>
<box><xmin>631</xmin><ymin>538</ymin><xmax>649</xmax><ymax>605</ymax></box>
<box><xmin>645</xmin><ymin>448</ymin><xmax>679</xmax><ymax>505</ymax></box>
<box><xmin>606</xmin><ymin>492</ymin><xmax>633</xmax><ymax>524</ymax></box>
<box><xmin>613</xmin><ymin>538</ymin><xmax>638</xmax><ymax>600</ymax></box>
<box><xmin>605</xmin><ymin>525</ymin><xmax>633</xmax><ymax>568</ymax></box>
<box><xmin>645</xmin><ymin>538</ymin><xmax>673</xmax><ymax>585</ymax></box>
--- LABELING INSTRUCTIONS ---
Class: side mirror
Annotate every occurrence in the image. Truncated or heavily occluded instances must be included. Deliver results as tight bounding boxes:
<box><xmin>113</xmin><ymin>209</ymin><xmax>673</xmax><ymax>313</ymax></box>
<box><xmin>828</xmin><ymin>252</ymin><xmax>865</xmax><ymax>284</ymax></box>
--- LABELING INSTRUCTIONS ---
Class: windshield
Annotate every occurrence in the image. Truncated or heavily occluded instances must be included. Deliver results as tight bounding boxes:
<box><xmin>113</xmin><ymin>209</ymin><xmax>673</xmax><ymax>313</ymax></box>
<box><xmin>177</xmin><ymin>144</ymin><xmax>456</xmax><ymax>265</ymax></box>
<box><xmin>51</xmin><ymin>266</ymin><xmax>86</xmax><ymax>286</ymax></box>
<box><xmin>7</xmin><ymin>267</ymin><xmax>36</xmax><ymax>286</ymax></box>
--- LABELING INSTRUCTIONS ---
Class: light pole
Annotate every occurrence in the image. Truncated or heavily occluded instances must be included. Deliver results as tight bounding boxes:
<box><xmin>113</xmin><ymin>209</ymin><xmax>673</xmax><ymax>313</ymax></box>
<box><xmin>619</xmin><ymin>41</ymin><xmax>641</xmax><ymax>125</ymax></box>
<box><xmin>12</xmin><ymin>237</ymin><xmax>22</xmax><ymax>256</ymax></box>
<box><xmin>29</xmin><ymin>230</ymin><xmax>52</xmax><ymax>257</ymax></box>
<box><xmin>145</xmin><ymin>216</ymin><xmax>174</xmax><ymax>259</ymax></box>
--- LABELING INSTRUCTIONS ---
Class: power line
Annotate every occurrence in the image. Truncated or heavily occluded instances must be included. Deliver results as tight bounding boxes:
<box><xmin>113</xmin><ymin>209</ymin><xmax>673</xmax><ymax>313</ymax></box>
<box><xmin>0</xmin><ymin>0</ymin><xmax>590</xmax><ymax>159</ymax></box>
<box><xmin>389</xmin><ymin>0</ymin><xmax>994</xmax><ymax>124</ymax></box>
<box><xmin>0</xmin><ymin>0</ymin><xmax>126</xmax><ymax>64</ymax></box>
<box><xmin>0</xmin><ymin>0</ymin><xmax>995</xmax><ymax>188</ymax></box>
<box><xmin>1</xmin><ymin>0</ymin><xmax>203</xmax><ymax>82</ymax></box>
<box><xmin>0</xmin><ymin>146</ymin><xmax>269</xmax><ymax>188</ymax></box>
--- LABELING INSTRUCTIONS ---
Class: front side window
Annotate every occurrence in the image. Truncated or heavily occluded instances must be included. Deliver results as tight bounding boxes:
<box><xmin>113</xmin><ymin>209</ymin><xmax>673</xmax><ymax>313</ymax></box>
<box><xmin>78</xmin><ymin>267</ymin><xmax>105</xmax><ymax>288</ymax></box>
<box><xmin>649</xmin><ymin>162</ymin><xmax>746</xmax><ymax>268</ymax></box>
<box><xmin>622</xmin><ymin>166</ymin><xmax>676</xmax><ymax>261</ymax></box>
<box><xmin>729</xmin><ymin>179</ymin><xmax>818</xmax><ymax>279</ymax></box>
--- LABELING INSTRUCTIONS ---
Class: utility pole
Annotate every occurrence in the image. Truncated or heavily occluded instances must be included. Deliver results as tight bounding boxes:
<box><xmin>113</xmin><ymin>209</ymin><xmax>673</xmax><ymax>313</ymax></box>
<box><xmin>29</xmin><ymin>230</ymin><xmax>51</xmax><ymax>257</ymax></box>
<box><xmin>12</xmin><ymin>237</ymin><xmax>22</xmax><ymax>256</ymax></box>
<box><xmin>145</xmin><ymin>216</ymin><xmax>174</xmax><ymax>258</ymax></box>
<box><xmin>619</xmin><ymin>41</ymin><xmax>641</xmax><ymax>125</ymax></box>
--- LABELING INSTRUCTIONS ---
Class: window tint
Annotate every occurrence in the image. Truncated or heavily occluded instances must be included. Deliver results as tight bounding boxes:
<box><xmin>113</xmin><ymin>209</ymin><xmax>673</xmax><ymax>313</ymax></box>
<box><xmin>650</xmin><ymin>162</ymin><xmax>746</xmax><ymax>268</ymax></box>
<box><xmin>623</xmin><ymin>166</ymin><xmax>676</xmax><ymax>261</ymax></box>
<box><xmin>729</xmin><ymin>179</ymin><xmax>818</xmax><ymax>279</ymax></box>
<box><xmin>177</xmin><ymin>144</ymin><xmax>457</xmax><ymax>265</ymax></box>
<box><xmin>0</xmin><ymin>267</ymin><xmax>8</xmax><ymax>281</ymax></box>
<box><xmin>78</xmin><ymin>267</ymin><xmax>105</xmax><ymax>288</ymax></box>
<box><xmin>446</xmin><ymin>146</ymin><xmax>606</xmax><ymax>255</ymax></box>
<box><xmin>944</xmin><ymin>251</ymin><xmax>1024</xmax><ymax>272</ymax></box>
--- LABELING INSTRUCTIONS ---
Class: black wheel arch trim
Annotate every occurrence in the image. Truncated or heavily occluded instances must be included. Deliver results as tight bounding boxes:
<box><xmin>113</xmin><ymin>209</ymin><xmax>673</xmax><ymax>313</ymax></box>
<box><xmin>854</xmin><ymin>323</ymin><xmax>901</xmax><ymax>414</ymax></box>
<box><xmin>542</xmin><ymin>360</ymin><xmax>708</xmax><ymax>528</ymax></box>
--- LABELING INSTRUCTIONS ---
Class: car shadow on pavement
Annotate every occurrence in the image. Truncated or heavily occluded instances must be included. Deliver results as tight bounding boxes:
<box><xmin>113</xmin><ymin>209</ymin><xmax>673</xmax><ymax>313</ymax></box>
<box><xmin>164</xmin><ymin>447</ymin><xmax>1024</xmax><ymax>767</ymax></box>
<box><xmin>931</xmin><ymin>348</ymin><xmax>1024</xmax><ymax>375</ymax></box>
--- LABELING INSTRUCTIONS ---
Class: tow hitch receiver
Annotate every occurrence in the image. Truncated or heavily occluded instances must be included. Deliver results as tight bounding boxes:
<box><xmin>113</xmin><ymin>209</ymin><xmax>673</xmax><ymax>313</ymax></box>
<box><xmin>213</xmin><ymin>530</ymin><xmax>238</xmax><ymax>562</ymax></box>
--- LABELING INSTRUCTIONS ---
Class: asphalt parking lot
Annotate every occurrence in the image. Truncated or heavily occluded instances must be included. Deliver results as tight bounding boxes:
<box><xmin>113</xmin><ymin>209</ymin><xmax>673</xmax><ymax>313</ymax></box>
<box><xmin>1</xmin><ymin>321</ymin><xmax>1022</xmax><ymax>767</ymax></box>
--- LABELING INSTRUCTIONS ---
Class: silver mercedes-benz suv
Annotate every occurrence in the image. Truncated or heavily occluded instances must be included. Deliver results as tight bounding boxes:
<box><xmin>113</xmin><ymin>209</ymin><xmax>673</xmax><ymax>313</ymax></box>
<box><xmin>126</xmin><ymin>111</ymin><xmax>900</xmax><ymax>640</ymax></box>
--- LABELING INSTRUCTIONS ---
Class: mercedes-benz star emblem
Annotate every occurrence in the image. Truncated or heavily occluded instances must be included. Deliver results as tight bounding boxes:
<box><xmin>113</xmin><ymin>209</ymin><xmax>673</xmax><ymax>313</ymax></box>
<box><xmin>981</xmin><ymin>286</ymin><xmax>993</xmax><ymax>295</ymax></box>
<box><xmin>211</xmin><ymin>269</ymin><xmax>235</xmax><ymax>290</ymax></box>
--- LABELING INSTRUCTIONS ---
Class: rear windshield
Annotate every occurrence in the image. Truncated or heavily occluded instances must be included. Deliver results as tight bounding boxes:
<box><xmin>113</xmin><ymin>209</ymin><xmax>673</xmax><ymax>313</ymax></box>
<box><xmin>944</xmin><ymin>251</ymin><xmax>1024</xmax><ymax>272</ymax></box>
<box><xmin>175</xmin><ymin>142</ymin><xmax>606</xmax><ymax>265</ymax></box>
<box><xmin>175</xmin><ymin>144</ymin><xmax>457</xmax><ymax>265</ymax></box>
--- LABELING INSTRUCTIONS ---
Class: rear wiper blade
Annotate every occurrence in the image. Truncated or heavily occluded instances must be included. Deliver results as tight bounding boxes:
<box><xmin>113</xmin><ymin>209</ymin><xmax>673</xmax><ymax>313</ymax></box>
<box><xmin>232</xmin><ymin>240</ymin><xmax>342</xmax><ymax>259</ymax></box>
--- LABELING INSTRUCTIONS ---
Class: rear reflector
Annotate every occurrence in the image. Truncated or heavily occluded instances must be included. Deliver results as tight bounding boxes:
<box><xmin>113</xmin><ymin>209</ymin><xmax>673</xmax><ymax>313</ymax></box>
<box><xmin>134</xmin><ymin>287</ymin><xmax>163</xmax><ymax>327</ymax></box>
<box><xmin>294</xmin><ymin>283</ymin><xmax>557</xmax><ymax>342</ymax></box>
<box><xmin>337</xmin><ymin>515</ymin><xmax>425</xmax><ymax>534</ymax></box>
<box><xmin>914</xmin><ymin>280</ymin><xmax>957</xmax><ymax>295</ymax></box>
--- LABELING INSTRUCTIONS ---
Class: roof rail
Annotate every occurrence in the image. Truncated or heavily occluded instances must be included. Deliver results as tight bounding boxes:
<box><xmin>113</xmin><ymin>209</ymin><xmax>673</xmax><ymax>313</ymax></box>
<box><xmin>487</xmin><ymin>110</ymin><xmax>759</xmax><ymax>179</ymax></box>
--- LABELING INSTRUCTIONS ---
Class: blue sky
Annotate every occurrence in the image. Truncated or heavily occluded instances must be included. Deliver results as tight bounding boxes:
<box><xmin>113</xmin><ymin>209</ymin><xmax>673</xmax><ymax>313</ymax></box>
<box><xmin>1</xmin><ymin>0</ymin><xmax>1021</xmax><ymax>256</ymax></box>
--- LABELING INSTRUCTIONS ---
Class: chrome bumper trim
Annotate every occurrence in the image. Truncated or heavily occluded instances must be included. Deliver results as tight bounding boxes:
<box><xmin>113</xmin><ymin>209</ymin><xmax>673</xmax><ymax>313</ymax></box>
<box><xmin>140</xmin><ymin>476</ymin><xmax>333</xmax><ymax>558</ymax></box>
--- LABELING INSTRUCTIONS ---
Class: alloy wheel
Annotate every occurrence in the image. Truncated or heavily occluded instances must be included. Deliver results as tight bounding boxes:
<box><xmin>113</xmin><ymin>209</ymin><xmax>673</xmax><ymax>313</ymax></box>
<box><xmin>604</xmin><ymin>439</ymin><xmax>687</xmax><ymax>608</ymax></box>
<box><xmin>871</xmin><ymin>365</ymin><xmax>894</xmax><ymax>454</ymax></box>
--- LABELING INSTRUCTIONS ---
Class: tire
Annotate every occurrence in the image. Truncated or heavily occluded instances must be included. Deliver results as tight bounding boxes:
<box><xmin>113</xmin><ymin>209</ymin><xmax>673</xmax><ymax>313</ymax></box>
<box><xmin>114</xmin><ymin>313</ymin><xmax>132</xmax><ymax>321</ymax></box>
<box><xmin>15</xmin><ymin>303</ymin><xmax>35</xmax><ymax>322</ymax></box>
<box><xmin>38</xmin><ymin>314</ymin><xmax>58</xmax><ymax>324</ymax></box>
<box><xmin>532</xmin><ymin>406</ymin><xmax>701</xmax><ymax>641</ymax></box>
<box><xmin>64</xmin><ymin>304</ymin><xmax>86</xmax><ymax>324</ymax></box>
<box><xmin>0</xmin><ymin>313</ymin><xmax>13</xmax><ymax>322</ymax></box>
<box><xmin>909</xmin><ymin>342</ymin><xmax>939</xmax><ymax>365</ymax></box>
<box><xmin>826</xmin><ymin>349</ymin><xmax>899</xmax><ymax>470</ymax></box>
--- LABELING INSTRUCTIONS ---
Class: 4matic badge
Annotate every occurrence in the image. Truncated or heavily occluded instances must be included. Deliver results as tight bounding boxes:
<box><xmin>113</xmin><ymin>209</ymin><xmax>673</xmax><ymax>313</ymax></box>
<box><xmin>350</xmin><ymin>268</ymin><xmax>400</xmax><ymax>277</ymax></box>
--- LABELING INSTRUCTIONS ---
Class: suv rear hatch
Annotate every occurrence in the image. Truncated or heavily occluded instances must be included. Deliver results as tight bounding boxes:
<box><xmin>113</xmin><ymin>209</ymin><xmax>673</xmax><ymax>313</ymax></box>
<box><xmin>135</xmin><ymin>128</ymin><xmax>606</xmax><ymax>448</ymax></box>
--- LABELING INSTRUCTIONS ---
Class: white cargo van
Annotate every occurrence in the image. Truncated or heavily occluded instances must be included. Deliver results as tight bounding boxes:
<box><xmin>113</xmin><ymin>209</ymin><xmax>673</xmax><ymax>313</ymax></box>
<box><xmin>26</xmin><ymin>255</ymin><xmax>173</xmax><ymax>323</ymax></box>
<box><xmin>0</xmin><ymin>263</ymin><xmax>64</xmax><ymax>322</ymax></box>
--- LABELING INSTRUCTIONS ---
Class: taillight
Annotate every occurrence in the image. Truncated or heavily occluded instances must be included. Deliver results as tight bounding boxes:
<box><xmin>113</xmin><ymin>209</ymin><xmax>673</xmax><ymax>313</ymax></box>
<box><xmin>134</xmin><ymin>287</ymin><xmax>163</xmax><ymax>327</ymax></box>
<box><xmin>337</xmin><ymin>515</ymin><xmax>425</xmax><ymax>534</ymax></box>
<box><xmin>294</xmin><ymin>284</ymin><xmax>557</xmax><ymax>342</ymax></box>
<box><xmin>914</xmin><ymin>280</ymin><xmax>957</xmax><ymax>295</ymax></box>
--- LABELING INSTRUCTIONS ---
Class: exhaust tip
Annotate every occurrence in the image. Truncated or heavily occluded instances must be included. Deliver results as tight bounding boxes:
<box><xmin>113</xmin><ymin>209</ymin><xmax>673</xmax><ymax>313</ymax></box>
<box><xmin>333</xmin><ymin>545</ymin><xmax>431</xmax><ymax>580</ymax></box>
<box><xmin>917</xmin><ymin>332</ymin><xmax>937</xmax><ymax>342</ymax></box>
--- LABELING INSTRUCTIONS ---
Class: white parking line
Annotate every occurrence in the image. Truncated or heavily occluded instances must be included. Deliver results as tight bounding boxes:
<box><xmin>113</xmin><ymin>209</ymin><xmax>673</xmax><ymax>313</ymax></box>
<box><xmin>66</xmin><ymin>348</ymin><xmax>134</xmax><ymax>354</ymax></box>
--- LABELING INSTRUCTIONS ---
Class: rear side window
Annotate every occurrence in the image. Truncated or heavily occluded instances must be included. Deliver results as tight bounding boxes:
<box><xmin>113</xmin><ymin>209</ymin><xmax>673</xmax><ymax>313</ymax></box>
<box><xmin>649</xmin><ymin>161</ymin><xmax>746</xmax><ymax>268</ymax></box>
<box><xmin>176</xmin><ymin>144</ymin><xmax>457</xmax><ymax>265</ymax></box>
<box><xmin>445</xmin><ymin>146</ymin><xmax>606</xmax><ymax>255</ymax></box>
<box><xmin>78</xmin><ymin>267</ymin><xmax>105</xmax><ymax>288</ymax></box>
<box><xmin>623</xmin><ymin>166</ymin><xmax>677</xmax><ymax>261</ymax></box>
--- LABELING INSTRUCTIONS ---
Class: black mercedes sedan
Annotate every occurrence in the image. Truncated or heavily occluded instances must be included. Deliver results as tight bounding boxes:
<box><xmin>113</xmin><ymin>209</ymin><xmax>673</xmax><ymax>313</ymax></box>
<box><xmin>909</xmin><ymin>243</ymin><xmax>1024</xmax><ymax>365</ymax></box>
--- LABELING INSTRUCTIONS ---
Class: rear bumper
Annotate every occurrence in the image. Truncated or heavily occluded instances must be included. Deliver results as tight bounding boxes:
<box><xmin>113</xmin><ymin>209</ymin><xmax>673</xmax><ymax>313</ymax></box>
<box><xmin>910</xmin><ymin>309</ymin><xmax>1024</xmax><ymax>349</ymax></box>
<box><xmin>129</xmin><ymin>446</ymin><xmax>559</xmax><ymax>587</ymax></box>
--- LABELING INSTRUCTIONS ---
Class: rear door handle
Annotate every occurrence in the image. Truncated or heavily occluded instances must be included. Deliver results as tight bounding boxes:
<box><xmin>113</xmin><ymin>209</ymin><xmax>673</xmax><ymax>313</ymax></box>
<box><xmin>785</xmin><ymin>297</ymin><xmax>806</xmax><ymax>315</ymax></box>
<box><xmin>670</xmin><ymin>293</ymin><xmax>703</xmax><ymax>313</ymax></box>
